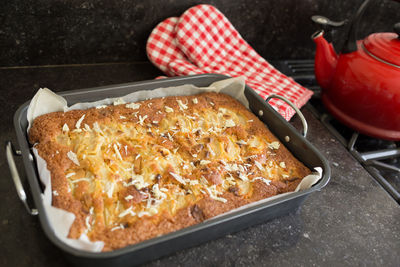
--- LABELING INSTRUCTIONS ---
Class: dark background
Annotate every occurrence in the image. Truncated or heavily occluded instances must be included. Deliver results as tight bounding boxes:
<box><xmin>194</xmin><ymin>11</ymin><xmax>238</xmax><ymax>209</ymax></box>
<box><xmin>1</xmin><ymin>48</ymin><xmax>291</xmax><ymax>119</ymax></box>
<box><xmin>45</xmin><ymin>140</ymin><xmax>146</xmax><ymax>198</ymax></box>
<box><xmin>1</xmin><ymin>0</ymin><xmax>399</xmax><ymax>67</ymax></box>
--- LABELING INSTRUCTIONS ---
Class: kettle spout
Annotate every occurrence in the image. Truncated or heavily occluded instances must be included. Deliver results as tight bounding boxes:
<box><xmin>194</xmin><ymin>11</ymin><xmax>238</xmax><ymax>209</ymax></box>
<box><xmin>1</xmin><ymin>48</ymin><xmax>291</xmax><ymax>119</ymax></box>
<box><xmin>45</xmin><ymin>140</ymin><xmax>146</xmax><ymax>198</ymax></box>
<box><xmin>312</xmin><ymin>30</ymin><xmax>338</xmax><ymax>89</ymax></box>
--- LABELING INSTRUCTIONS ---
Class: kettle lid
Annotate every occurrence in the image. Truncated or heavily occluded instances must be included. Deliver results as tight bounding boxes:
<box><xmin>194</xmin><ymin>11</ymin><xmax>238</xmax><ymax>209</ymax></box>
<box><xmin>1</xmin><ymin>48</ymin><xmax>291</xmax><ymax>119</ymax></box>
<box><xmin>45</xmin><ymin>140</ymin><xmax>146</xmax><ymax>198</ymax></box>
<box><xmin>363</xmin><ymin>23</ymin><xmax>400</xmax><ymax>67</ymax></box>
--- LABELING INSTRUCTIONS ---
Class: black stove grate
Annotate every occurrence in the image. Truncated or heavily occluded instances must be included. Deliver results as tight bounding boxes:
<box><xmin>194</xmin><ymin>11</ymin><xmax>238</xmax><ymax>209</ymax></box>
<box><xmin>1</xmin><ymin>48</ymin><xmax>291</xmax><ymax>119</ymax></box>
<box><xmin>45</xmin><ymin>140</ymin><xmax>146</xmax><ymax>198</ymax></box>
<box><xmin>273</xmin><ymin>59</ymin><xmax>400</xmax><ymax>204</ymax></box>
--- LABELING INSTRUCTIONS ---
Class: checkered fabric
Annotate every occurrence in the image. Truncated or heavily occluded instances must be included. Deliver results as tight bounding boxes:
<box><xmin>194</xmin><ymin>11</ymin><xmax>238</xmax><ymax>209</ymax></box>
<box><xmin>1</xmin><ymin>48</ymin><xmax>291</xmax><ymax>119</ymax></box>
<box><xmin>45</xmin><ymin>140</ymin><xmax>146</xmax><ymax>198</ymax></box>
<box><xmin>146</xmin><ymin>4</ymin><xmax>313</xmax><ymax>121</ymax></box>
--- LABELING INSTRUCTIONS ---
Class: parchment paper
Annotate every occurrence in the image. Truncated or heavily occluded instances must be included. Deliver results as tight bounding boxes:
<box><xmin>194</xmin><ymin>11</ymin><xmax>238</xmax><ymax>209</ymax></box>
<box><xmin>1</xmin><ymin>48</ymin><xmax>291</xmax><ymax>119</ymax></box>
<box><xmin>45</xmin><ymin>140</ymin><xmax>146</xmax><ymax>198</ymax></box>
<box><xmin>27</xmin><ymin>77</ymin><xmax>322</xmax><ymax>252</ymax></box>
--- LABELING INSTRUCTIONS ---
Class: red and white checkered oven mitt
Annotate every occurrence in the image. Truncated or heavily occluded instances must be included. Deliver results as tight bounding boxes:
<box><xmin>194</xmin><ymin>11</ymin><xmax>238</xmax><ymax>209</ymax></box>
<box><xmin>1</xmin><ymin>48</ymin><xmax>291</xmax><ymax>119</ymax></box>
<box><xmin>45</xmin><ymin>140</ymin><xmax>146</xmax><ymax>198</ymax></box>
<box><xmin>146</xmin><ymin>4</ymin><xmax>313</xmax><ymax>120</ymax></box>
<box><xmin>146</xmin><ymin>17</ymin><xmax>206</xmax><ymax>77</ymax></box>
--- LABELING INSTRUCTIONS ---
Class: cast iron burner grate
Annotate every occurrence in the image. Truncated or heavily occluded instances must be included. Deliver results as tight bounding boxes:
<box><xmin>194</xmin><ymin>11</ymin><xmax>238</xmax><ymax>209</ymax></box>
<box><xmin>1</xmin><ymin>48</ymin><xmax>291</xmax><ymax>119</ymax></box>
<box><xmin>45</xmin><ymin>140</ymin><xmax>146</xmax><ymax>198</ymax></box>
<box><xmin>272</xmin><ymin>59</ymin><xmax>400</xmax><ymax>204</ymax></box>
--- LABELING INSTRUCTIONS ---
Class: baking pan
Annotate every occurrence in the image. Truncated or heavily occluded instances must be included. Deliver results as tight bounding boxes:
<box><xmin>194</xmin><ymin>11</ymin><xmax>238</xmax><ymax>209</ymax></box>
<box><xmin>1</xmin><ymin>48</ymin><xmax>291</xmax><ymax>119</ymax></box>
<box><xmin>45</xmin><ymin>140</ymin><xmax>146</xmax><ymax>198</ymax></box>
<box><xmin>7</xmin><ymin>74</ymin><xmax>330</xmax><ymax>266</ymax></box>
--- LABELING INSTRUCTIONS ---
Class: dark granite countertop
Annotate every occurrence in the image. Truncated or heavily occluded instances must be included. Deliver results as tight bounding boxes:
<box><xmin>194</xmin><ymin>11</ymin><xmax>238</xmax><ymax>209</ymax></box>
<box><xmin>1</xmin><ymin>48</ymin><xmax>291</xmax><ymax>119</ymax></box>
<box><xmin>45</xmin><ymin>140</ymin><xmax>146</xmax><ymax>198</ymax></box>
<box><xmin>1</xmin><ymin>63</ymin><xmax>399</xmax><ymax>267</ymax></box>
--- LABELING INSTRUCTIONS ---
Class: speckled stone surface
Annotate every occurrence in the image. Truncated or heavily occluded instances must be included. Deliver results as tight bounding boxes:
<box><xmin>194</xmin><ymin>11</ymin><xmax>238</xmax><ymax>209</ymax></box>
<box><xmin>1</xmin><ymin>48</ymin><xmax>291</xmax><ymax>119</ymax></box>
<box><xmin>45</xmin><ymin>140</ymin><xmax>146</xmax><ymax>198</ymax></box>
<box><xmin>1</xmin><ymin>0</ymin><xmax>400</xmax><ymax>66</ymax></box>
<box><xmin>0</xmin><ymin>63</ymin><xmax>399</xmax><ymax>266</ymax></box>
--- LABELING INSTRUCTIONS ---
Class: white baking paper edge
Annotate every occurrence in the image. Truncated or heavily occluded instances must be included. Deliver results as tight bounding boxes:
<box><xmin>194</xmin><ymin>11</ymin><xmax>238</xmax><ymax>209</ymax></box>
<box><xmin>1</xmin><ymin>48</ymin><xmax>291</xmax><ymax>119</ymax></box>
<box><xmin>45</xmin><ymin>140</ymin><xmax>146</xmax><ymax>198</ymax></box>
<box><xmin>27</xmin><ymin>77</ymin><xmax>322</xmax><ymax>252</ymax></box>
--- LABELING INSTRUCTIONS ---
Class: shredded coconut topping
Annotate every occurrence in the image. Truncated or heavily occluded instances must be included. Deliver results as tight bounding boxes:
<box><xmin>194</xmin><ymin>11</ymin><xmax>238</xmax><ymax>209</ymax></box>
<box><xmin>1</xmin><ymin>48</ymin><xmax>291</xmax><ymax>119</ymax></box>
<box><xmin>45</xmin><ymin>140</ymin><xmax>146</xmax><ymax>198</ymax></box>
<box><xmin>92</xmin><ymin>122</ymin><xmax>103</xmax><ymax>134</ymax></box>
<box><xmin>236</xmin><ymin>140</ymin><xmax>247</xmax><ymax>145</ymax></box>
<box><xmin>70</xmin><ymin>178</ymin><xmax>91</xmax><ymax>183</ymax></box>
<box><xmin>219</xmin><ymin>107</ymin><xmax>227</xmax><ymax>114</ymax></box>
<box><xmin>96</xmin><ymin>105</ymin><xmax>107</xmax><ymax>109</ymax></box>
<box><xmin>224</xmin><ymin>119</ymin><xmax>236</xmax><ymax>128</ymax></box>
<box><xmin>111</xmin><ymin>224</ymin><xmax>125</xmax><ymax>231</ymax></box>
<box><xmin>152</xmin><ymin>184</ymin><xmax>167</xmax><ymax>200</ymax></box>
<box><xmin>67</xmin><ymin>151</ymin><xmax>80</xmax><ymax>166</ymax></box>
<box><xmin>177</xmin><ymin>99</ymin><xmax>188</xmax><ymax>110</ymax></box>
<box><xmin>123</xmin><ymin>174</ymin><xmax>148</xmax><ymax>189</ymax></box>
<box><xmin>105</xmin><ymin>180</ymin><xmax>115</xmax><ymax>198</ymax></box>
<box><xmin>138</xmin><ymin>211</ymin><xmax>151</xmax><ymax>218</ymax></box>
<box><xmin>254</xmin><ymin>161</ymin><xmax>264</xmax><ymax>171</ymax></box>
<box><xmin>269</xmin><ymin>141</ymin><xmax>280</xmax><ymax>150</ymax></box>
<box><xmin>62</xmin><ymin>123</ymin><xmax>69</xmax><ymax>132</ymax></box>
<box><xmin>165</xmin><ymin>106</ymin><xmax>174</xmax><ymax>113</ymax></box>
<box><xmin>113</xmin><ymin>144</ymin><xmax>123</xmax><ymax>160</ymax></box>
<box><xmin>238</xmin><ymin>172</ymin><xmax>249</xmax><ymax>181</ymax></box>
<box><xmin>85</xmin><ymin>215</ymin><xmax>91</xmax><ymax>231</ymax></box>
<box><xmin>189</xmin><ymin>180</ymin><xmax>199</xmax><ymax>186</ymax></box>
<box><xmin>83</xmin><ymin>124</ymin><xmax>91</xmax><ymax>132</ymax></box>
<box><xmin>65</xmin><ymin>172</ymin><xmax>75</xmax><ymax>178</ymax></box>
<box><xmin>118</xmin><ymin>207</ymin><xmax>136</xmax><ymax>218</ymax></box>
<box><xmin>126</xmin><ymin>103</ymin><xmax>141</xmax><ymax>109</ymax></box>
<box><xmin>138</xmin><ymin>115</ymin><xmax>148</xmax><ymax>126</ymax></box>
<box><xmin>205</xmin><ymin>185</ymin><xmax>227</xmax><ymax>203</ymax></box>
<box><xmin>170</xmin><ymin>172</ymin><xmax>186</xmax><ymax>184</ymax></box>
<box><xmin>75</xmin><ymin>115</ymin><xmax>85</xmax><ymax>129</ymax></box>
<box><xmin>253</xmin><ymin>177</ymin><xmax>272</xmax><ymax>185</ymax></box>
<box><xmin>113</xmin><ymin>98</ymin><xmax>126</xmax><ymax>105</ymax></box>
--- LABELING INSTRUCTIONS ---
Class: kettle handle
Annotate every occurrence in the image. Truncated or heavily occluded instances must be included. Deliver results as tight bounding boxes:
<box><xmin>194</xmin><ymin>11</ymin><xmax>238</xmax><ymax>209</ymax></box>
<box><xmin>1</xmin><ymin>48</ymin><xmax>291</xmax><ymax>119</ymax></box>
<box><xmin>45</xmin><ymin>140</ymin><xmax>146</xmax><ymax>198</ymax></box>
<box><xmin>342</xmin><ymin>0</ymin><xmax>372</xmax><ymax>53</ymax></box>
<box><xmin>394</xmin><ymin>22</ymin><xmax>400</xmax><ymax>39</ymax></box>
<box><xmin>342</xmin><ymin>0</ymin><xmax>400</xmax><ymax>53</ymax></box>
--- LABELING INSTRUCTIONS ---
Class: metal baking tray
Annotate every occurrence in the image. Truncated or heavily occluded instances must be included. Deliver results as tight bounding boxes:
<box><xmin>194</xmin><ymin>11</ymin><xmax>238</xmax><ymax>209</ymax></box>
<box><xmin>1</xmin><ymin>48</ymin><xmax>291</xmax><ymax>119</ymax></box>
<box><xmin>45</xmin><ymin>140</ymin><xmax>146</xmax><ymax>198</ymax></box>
<box><xmin>7</xmin><ymin>74</ymin><xmax>330</xmax><ymax>266</ymax></box>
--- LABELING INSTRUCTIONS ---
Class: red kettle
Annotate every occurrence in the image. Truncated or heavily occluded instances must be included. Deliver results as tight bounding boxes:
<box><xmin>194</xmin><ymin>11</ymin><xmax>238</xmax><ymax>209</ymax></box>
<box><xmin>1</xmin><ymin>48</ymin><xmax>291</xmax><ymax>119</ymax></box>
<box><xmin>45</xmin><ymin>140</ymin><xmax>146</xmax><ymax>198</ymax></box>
<box><xmin>312</xmin><ymin>0</ymin><xmax>400</xmax><ymax>140</ymax></box>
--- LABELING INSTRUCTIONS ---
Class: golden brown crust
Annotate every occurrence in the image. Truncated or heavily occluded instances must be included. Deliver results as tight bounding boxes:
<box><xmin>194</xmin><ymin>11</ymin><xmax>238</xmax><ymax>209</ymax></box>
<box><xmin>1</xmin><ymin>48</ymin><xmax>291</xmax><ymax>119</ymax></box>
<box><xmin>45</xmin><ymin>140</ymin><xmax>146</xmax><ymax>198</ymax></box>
<box><xmin>29</xmin><ymin>92</ymin><xmax>311</xmax><ymax>251</ymax></box>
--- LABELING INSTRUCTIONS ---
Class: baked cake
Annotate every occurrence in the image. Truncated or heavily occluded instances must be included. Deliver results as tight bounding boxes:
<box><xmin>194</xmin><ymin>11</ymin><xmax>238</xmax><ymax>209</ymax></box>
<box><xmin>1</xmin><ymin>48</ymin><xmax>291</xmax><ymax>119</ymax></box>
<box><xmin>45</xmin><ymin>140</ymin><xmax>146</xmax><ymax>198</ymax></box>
<box><xmin>29</xmin><ymin>92</ymin><xmax>311</xmax><ymax>251</ymax></box>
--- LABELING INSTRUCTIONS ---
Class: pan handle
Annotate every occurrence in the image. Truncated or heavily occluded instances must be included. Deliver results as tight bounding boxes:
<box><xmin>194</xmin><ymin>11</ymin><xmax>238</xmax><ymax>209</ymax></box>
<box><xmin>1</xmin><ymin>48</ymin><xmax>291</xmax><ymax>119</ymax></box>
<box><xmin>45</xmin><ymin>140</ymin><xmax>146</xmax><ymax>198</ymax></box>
<box><xmin>5</xmin><ymin>141</ymin><xmax>38</xmax><ymax>216</ymax></box>
<box><xmin>266</xmin><ymin>94</ymin><xmax>308</xmax><ymax>138</ymax></box>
